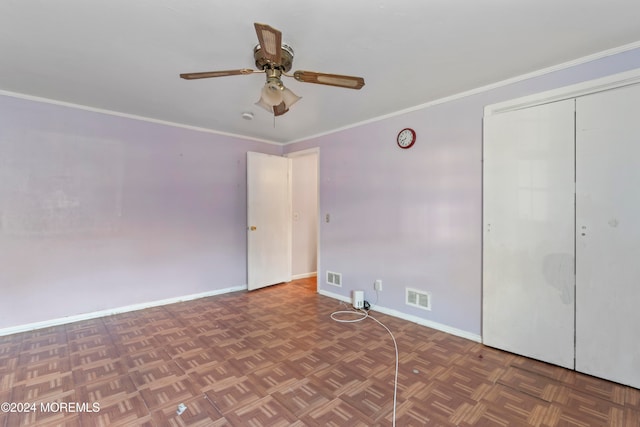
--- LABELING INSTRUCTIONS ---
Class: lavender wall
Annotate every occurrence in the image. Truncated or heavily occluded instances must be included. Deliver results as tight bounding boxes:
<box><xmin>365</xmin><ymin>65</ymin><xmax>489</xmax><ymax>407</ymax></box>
<box><xmin>285</xmin><ymin>47</ymin><xmax>640</xmax><ymax>337</ymax></box>
<box><xmin>3</xmin><ymin>46</ymin><xmax>640</xmax><ymax>335</ymax></box>
<box><xmin>0</xmin><ymin>96</ymin><xmax>280</xmax><ymax>329</ymax></box>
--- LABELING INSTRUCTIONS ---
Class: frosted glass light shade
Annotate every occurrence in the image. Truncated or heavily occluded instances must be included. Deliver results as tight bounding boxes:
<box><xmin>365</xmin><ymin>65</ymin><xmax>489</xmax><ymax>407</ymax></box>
<box><xmin>282</xmin><ymin>87</ymin><xmax>301</xmax><ymax>108</ymax></box>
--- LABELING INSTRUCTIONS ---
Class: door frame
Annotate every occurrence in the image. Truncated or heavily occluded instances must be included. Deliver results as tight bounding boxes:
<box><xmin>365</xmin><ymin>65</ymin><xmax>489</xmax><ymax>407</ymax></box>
<box><xmin>484</xmin><ymin>67</ymin><xmax>640</xmax><ymax>118</ymax></box>
<box><xmin>285</xmin><ymin>147</ymin><xmax>320</xmax><ymax>292</ymax></box>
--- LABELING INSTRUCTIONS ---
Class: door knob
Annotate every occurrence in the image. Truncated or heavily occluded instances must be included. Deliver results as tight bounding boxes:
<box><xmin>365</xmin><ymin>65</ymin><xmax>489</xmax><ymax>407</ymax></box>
<box><xmin>250</xmin><ymin>226</ymin><xmax>257</xmax><ymax>231</ymax></box>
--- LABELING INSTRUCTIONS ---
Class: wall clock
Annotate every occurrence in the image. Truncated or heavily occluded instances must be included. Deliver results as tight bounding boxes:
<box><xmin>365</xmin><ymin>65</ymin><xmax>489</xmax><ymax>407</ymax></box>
<box><xmin>397</xmin><ymin>128</ymin><xmax>416</xmax><ymax>149</ymax></box>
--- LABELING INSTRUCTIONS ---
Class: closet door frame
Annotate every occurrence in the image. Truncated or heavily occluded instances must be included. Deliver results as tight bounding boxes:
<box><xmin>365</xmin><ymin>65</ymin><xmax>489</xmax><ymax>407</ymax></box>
<box><xmin>484</xmin><ymin>68</ymin><xmax>640</xmax><ymax>119</ymax></box>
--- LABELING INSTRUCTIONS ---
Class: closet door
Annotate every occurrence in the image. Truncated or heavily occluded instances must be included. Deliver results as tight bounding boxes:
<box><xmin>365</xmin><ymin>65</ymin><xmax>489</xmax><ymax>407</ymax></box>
<box><xmin>575</xmin><ymin>84</ymin><xmax>640</xmax><ymax>388</ymax></box>
<box><xmin>483</xmin><ymin>100</ymin><xmax>575</xmax><ymax>369</ymax></box>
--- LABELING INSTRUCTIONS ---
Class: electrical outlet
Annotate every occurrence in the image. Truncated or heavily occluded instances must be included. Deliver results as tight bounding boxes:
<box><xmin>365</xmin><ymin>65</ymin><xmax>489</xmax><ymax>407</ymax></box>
<box><xmin>374</xmin><ymin>279</ymin><xmax>382</xmax><ymax>291</ymax></box>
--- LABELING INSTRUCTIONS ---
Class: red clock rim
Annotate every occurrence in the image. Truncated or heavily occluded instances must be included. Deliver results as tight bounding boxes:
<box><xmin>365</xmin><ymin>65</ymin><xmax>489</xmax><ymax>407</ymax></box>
<box><xmin>397</xmin><ymin>128</ymin><xmax>416</xmax><ymax>149</ymax></box>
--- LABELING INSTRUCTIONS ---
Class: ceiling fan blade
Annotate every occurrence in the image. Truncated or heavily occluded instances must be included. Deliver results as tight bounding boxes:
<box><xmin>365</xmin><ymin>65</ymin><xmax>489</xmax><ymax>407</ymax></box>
<box><xmin>293</xmin><ymin>70</ymin><xmax>365</xmax><ymax>89</ymax></box>
<box><xmin>254</xmin><ymin>23</ymin><xmax>282</xmax><ymax>65</ymax></box>
<box><xmin>180</xmin><ymin>69</ymin><xmax>254</xmax><ymax>80</ymax></box>
<box><xmin>273</xmin><ymin>102</ymin><xmax>289</xmax><ymax>116</ymax></box>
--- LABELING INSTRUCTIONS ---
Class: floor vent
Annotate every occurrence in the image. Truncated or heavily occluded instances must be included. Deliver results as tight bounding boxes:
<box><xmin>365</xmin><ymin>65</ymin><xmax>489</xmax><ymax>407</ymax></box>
<box><xmin>326</xmin><ymin>271</ymin><xmax>342</xmax><ymax>287</ymax></box>
<box><xmin>406</xmin><ymin>288</ymin><xmax>431</xmax><ymax>310</ymax></box>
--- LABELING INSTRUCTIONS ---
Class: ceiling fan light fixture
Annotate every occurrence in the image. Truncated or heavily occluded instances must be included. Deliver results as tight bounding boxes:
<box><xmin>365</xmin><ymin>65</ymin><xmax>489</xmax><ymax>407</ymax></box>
<box><xmin>255</xmin><ymin>67</ymin><xmax>302</xmax><ymax>114</ymax></box>
<box><xmin>256</xmin><ymin>82</ymin><xmax>301</xmax><ymax>114</ymax></box>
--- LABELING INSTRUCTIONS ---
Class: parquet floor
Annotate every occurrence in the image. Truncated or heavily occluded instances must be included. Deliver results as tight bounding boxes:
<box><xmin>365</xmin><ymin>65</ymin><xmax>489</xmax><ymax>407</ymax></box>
<box><xmin>0</xmin><ymin>277</ymin><xmax>638</xmax><ymax>426</ymax></box>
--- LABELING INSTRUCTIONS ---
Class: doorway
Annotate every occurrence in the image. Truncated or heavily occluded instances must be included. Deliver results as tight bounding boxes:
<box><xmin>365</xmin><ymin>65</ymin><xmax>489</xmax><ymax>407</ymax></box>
<box><xmin>286</xmin><ymin>148</ymin><xmax>319</xmax><ymax>288</ymax></box>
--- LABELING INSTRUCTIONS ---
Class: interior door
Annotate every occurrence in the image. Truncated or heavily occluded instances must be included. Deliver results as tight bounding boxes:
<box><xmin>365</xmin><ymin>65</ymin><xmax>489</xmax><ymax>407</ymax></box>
<box><xmin>483</xmin><ymin>99</ymin><xmax>576</xmax><ymax>369</ymax></box>
<box><xmin>247</xmin><ymin>151</ymin><xmax>292</xmax><ymax>291</ymax></box>
<box><xmin>575</xmin><ymin>84</ymin><xmax>640</xmax><ymax>388</ymax></box>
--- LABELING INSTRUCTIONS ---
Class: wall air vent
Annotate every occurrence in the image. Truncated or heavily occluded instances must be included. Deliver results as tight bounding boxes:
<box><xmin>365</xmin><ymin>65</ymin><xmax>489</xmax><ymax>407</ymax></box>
<box><xmin>406</xmin><ymin>288</ymin><xmax>431</xmax><ymax>310</ymax></box>
<box><xmin>326</xmin><ymin>271</ymin><xmax>342</xmax><ymax>287</ymax></box>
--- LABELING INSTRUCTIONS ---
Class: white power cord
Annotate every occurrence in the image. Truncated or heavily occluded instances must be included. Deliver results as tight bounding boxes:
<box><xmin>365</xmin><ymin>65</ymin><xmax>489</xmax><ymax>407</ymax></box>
<box><xmin>330</xmin><ymin>304</ymin><xmax>399</xmax><ymax>427</ymax></box>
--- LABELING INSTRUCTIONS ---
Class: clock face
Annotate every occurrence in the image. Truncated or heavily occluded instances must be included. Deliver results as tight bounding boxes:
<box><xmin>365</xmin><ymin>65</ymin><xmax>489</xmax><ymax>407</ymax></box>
<box><xmin>397</xmin><ymin>128</ymin><xmax>416</xmax><ymax>149</ymax></box>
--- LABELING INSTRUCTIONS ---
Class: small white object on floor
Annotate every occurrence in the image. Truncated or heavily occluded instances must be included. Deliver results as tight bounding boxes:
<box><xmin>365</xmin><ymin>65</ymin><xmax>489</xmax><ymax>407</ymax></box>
<box><xmin>176</xmin><ymin>403</ymin><xmax>187</xmax><ymax>415</ymax></box>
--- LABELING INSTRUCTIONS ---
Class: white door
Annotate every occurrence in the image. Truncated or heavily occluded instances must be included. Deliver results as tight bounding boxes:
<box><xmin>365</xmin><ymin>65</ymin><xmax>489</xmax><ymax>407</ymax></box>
<box><xmin>483</xmin><ymin>99</ymin><xmax>576</xmax><ymax>369</ymax></box>
<box><xmin>247</xmin><ymin>152</ymin><xmax>292</xmax><ymax>291</ymax></box>
<box><xmin>575</xmin><ymin>84</ymin><xmax>640</xmax><ymax>388</ymax></box>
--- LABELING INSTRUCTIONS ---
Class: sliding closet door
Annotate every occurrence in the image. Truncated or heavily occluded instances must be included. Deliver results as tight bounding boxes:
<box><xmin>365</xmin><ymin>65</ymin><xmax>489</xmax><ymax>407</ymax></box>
<box><xmin>575</xmin><ymin>84</ymin><xmax>640</xmax><ymax>388</ymax></box>
<box><xmin>483</xmin><ymin>100</ymin><xmax>575</xmax><ymax>369</ymax></box>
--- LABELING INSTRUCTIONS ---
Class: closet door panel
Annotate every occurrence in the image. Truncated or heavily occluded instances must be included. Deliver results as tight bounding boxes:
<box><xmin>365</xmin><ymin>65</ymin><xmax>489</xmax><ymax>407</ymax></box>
<box><xmin>483</xmin><ymin>100</ymin><xmax>575</xmax><ymax>369</ymax></box>
<box><xmin>575</xmin><ymin>84</ymin><xmax>640</xmax><ymax>388</ymax></box>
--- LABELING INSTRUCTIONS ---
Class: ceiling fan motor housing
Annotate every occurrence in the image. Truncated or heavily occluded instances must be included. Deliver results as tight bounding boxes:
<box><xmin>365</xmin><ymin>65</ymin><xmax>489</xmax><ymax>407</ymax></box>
<box><xmin>254</xmin><ymin>43</ymin><xmax>294</xmax><ymax>72</ymax></box>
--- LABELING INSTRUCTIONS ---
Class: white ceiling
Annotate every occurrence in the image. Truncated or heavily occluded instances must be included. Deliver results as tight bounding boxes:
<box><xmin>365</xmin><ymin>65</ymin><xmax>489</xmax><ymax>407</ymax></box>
<box><xmin>2</xmin><ymin>0</ymin><xmax>640</xmax><ymax>144</ymax></box>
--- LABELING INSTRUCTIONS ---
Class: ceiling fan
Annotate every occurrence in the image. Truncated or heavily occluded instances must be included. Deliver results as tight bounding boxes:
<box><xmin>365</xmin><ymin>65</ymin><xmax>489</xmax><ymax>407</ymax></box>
<box><xmin>180</xmin><ymin>23</ymin><xmax>365</xmax><ymax>117</ymax></box>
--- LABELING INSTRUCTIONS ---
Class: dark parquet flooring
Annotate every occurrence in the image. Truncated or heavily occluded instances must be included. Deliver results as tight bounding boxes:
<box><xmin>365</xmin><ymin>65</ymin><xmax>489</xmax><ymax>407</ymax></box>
<box><xmin>1</xmin><ymin>277</ymin><xmax>639</xmax><ymax>426</ymax></box>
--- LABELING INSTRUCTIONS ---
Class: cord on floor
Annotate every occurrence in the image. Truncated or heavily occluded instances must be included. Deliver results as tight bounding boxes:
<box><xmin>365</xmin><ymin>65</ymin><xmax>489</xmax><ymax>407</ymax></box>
<box><xmin>330</xmin><ymin>305</ymin><xmax>398</xmax><ymax>427</ymax></box>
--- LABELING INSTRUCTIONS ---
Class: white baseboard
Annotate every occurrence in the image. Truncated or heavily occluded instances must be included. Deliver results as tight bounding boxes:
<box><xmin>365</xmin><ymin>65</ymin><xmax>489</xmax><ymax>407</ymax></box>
<box><xmin>291</xmin><ymin>272</ymin><xmax>317</xmax><ymax>280</ymax></box>
<box><xmin>0</xmin><ymin>285</ymin><xmax>247</xmax><ymax>337</ymax></box>
<box><xmin>318</xmin><ymin>289</ymin><xmax>482</xmax><ymax>343</ymax></box>
<box><xmin>2</xmin><ymin>283</ymin><xmax>481</xmax><ymax>344</ymax></box>
<box><xmin>318</xmin><ymin>289</ymin><xmax>351</xmax><ymax>304</ymax></box>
